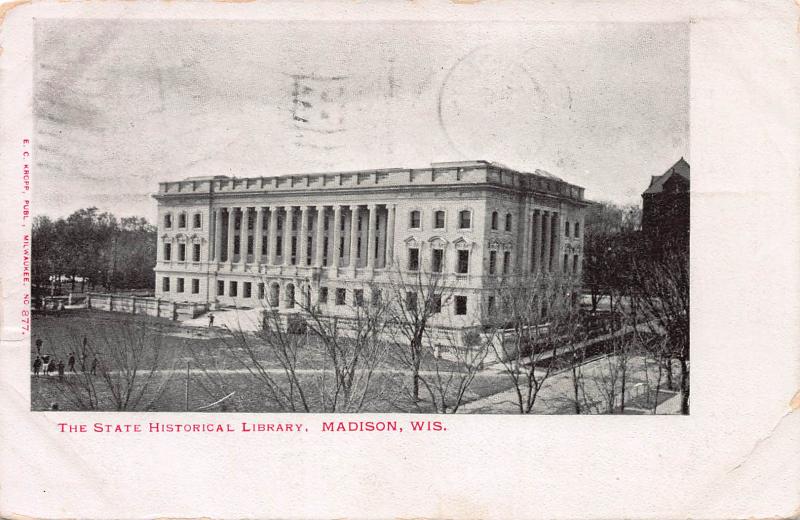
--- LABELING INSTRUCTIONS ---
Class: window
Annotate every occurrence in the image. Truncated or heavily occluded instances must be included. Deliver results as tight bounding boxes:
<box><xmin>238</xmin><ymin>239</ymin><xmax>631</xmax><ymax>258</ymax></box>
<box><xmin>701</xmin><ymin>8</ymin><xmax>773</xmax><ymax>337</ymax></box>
<box><xmin>291</xmin><ymin>212</ymin><xmax>298</xmax><ymax>231</ymax></box>
<box><xmin>261</xmin><ymin>237</ymin><xmax>268</xmax><ymax>255</ymax></box>
<box><xmin>176</xmin><ymin>278</ymin><xmax>185</xmax><ymax>293</ymax></box>
<box><xmin>356</xmin><ymin>237</ymin><xmax>362</xmax><ymax>258</ymax></box>
<box><xmin>323</xmin><ymin>237</ymin><xmax>329</xmax><ymax>265</ymax></box>
<box><xmin>193</xmin><ymin>244</ymin><xmax>201</xmax><ymax>262</ymax></box>
<box><xmin>371</xmin><ymin>289</ymin><xmax>382</xmax><ymax>306</ymax></box>
<box><xmin>339</xmin><ymin>236</ymin><xmax>345</xmax><ymax>258</ymax></box>
<box><xmin>178</xmin><ymin>213</ymin><xmax>187</xmax><ymax>228</ymax></box>
<box><xmin>233</xmin><ymin>236</ymin><xmax>240</xmax><ymax>255</ymax></box>
<box><xmin>431</xmin><ymin>248</ymin><xmax>444</xmax><ymax>273</ymax></box>
<box><xmin>339</xmin><ymin>214</ymin><xmax>346</xmax><ymax>231</ymax></box>
<box><xmin>458</xmin><ymin>210</ymin><xmax>471</xmax><ymax>229</ymax></box>
<box><xmin>455</xmin><ymin>295</ymin><xmax>468</xmax><ymax>315</ymax></box>
<box><xmin>319</xmin><ymin>287</ymin><xmax>329</xmax><ymax>305</ymax></box>
<box><xmin>217</xmin><ymin>280</ymin><xmax>224</xmax><ymax>296</ymax></box>
<box><xmin>163</xmin><ymin>243</ymin><xmax>171</xmax><ymax>261</ymax></box>
<box><xmin>162</xmin><ymin>277</ymin><xmax>170</xmax><ymax>292</ymax></box>
<box><xmin>191</xmin><ymin>279</ymin><xmax>200</xmax><ymax>294</ymax></box>
<box><xmin>193</xmin><ymin>213</ymin><xmax>202</xmax><ymax>228</ymax></box>
<box><xmin>431</xmin><ymin>295</ymin><xmax>442</xmax><ymax>314</ymax></box>
<box><xmin>178</xmin><ymin>243</ymin><xmax>186</xmax><ymax>262</ymax></box>
<box><xmin>564</xmin><ymin>254</ymin><xmax>569</xmax><ymax>272</ymax></box>
<box><xmin>277</xmin><ymin>216</ymin><xmax>284</xmax><ymax>231</ymax></box>
<box><xmin>574</xmin><ymin>222</ymin><xmax>580</xmax><ymax>238</ymax></box>
<box><xmin>405</xmin><ymin>291</ymin><xmax>418</xmax><ymax>310</ymax></box>
<box><xmin>247</xmin><ymin>213</ymin><xmax>254</xmax><ymax>231</ymax></box>
<box><xmin>243</xmin><ymin>282</ymin><xmax>252</xmax><ymax>298</ymax></box>
<box><xmin>505</xmin><ymin>213</ymin><xmax>512</xmax><ymax>232</ymax></box>
<box><xmin>489</xmin><ymin>250</ymin><xmax>497</xmax><ymax>275</ymax></box>
<box><xmin>409</xmin><ymin>210</ymin><xmax>421</xmax><ymax>229</ymax></box>
<box><xmin>307</xmin><ymin>237</ymin><xmax>313</xmax><ymax>265</ymax></box>
<box><xmin>324</xmin><ymin>215</ymin><xmax>330</xmax><ymax>231</ymax></box>
<box><xmin>573</xmin><ymin>254</ymin><xmax>579</xmax><ymax>273</ymax></box>
<box><xmin>491</xmin><ymin>211</ymin><xmax>498</xmax><ymax>230</ymax></box>
<box><xmin>565</xmin><ymin>221</ymin><xmax>571</xmax><ymax>237</ymax></box>
<box><xmin>487</xmin><ymin>295</ymin><xmax>496</xmax><ymax>314</ymax></box>
<box><xmin>434</xmin><ymin>210</ymin><xmax>445</xmax><ymax>229</ymax></box>
<box><xmin>164</xmin><ymin>214</ymin><xmax>172</xmax><ymax>228</ymax></box>
<box><xmin>229</xmin><ymin>281</ymin><xmax>238</xmax><ymax>297</ymax></box>
<box><xmin>291</xmin><ymin>236</ymin><xmax>297</xmax><ymax>264</ymax></box>
<box><xmin>354</xmin><ymin>289</ymin><xmax>364</xmax><ymax>307</ymax></box>
<box><xmin>503</xmin><ymin>251</ymin><xmax>511</xmax><ymax>274</ymax></box>
<box><xmin>335</xmin><ymin>288</ymin><xmax>346</xmax><ymax>306</ymax></box>
<box><xmin>457</xmin><ymin>250</ymin><xmax>470</xmax><ymax>274</ymax></box>
<box><xmin>275</xmin><ymin>236</ymin><xmax>283</xmax><ymax>257</ymax></box>
<box><xmin>357</xmin><ymin>214</ymin><xmax>363</xmax><ymax>231</ymax></box>
<box><xmin>247</xmin><ymin>236</ymin><xmax>254</xmax><ymax>255</ymax></box>
<box><xmin>408</xmin><ymin>247</ymin><xmax>420</xmax><ymax>271</ymax></box>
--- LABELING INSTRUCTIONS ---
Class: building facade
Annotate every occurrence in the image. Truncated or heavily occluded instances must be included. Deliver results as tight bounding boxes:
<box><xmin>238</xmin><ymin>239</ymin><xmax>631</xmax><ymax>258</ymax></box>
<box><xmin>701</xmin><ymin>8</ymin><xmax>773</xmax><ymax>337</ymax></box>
<box><xmin>153</xmin><ymin>160</ymin><xmax>588</xmax><ymax>329</ymax></box>
<box><xmin>642</xmin><ymin>157</ymin><xmax>690</xmax><ymax>246</ymax></box>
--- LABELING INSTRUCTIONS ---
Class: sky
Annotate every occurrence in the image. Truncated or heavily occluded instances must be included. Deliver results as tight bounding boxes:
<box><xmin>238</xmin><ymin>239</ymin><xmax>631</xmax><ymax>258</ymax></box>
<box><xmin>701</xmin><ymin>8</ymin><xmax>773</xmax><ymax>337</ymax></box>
<box><xmin>34</xmin><ymin>19</ymin><xmax>689</xmax><ymax>222</ymax></box>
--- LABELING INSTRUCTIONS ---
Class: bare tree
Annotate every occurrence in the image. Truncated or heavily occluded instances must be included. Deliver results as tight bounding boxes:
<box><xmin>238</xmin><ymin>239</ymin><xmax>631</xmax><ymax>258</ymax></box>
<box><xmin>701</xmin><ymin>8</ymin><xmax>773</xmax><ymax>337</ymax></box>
<box><xmin>485</xmin><ymin>273</ymin><xmax>578</xmax><ymax>414</ymax></box>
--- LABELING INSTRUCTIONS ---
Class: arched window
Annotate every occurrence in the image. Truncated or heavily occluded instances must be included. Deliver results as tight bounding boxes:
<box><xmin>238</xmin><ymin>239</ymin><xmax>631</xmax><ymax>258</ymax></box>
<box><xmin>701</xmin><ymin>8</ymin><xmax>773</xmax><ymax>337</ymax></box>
<box><xmin>458</xmin><ymin>210</ymin><xmax>471</xmax><ymax>229</ymax></box>
<box><xmin>409</xmin><ymin>210</ymin><xmax>421</xmax><ymax>229</ymax></box>
<box><xmin>574</xmin><ymin>222</ymin><xmax>581</xmax><ymax>238</ymax></box>
<box><xmin>491</xmin><ymin>211</ymin><xmax>499</xmax><ymax>230</ymax></box>
<box><xmin>565</xmin><ymin>221</ymin><xmax>571</xmax><ymax>237</ymax></box>
<box><xmin>505</xmin><ymin>213</ymin><xmax>512</xmax><ymax>232</ymax></box>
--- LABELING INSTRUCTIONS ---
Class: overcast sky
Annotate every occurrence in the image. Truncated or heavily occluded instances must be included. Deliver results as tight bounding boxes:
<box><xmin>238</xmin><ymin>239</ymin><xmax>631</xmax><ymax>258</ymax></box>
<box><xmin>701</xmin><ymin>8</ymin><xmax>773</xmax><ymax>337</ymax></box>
<box><xmin>34</xmin><ymin>19</ymin><xmax>689</xmax><ymax>222</ymax></box>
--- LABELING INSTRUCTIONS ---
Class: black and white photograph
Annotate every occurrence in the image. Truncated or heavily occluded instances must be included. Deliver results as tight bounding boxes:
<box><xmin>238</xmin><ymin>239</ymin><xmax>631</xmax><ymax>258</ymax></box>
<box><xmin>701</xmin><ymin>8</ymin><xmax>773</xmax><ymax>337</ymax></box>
<box><xmin>29</xmin><ymin>19</ymin><xmax>690</xmax><ymax>414</ymax></box>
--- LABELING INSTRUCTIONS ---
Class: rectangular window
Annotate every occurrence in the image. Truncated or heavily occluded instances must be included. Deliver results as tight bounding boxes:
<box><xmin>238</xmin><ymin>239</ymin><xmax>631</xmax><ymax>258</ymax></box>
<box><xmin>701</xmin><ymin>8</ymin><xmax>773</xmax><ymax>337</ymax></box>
<box><xmin>178</xmin><ymin>213</ymin><xmax>187</xmax><ymax>228</ymax></box>
<box><xmin>291</xmin><ymin>236</ymin><xmax>298</xmax><ymax>264</ymax></box>
<box><xmin>487</xmin><ymin>295</ymin><xmax>496</xmax><ymax>314</ymax></box>
<box><xmin>371</xmin><ymin>289</ymin><xmax>382</xmax><ymax>306</ymax></box>
<box><xmin>405</xmin><ymin>291</ymin><xmax>418</xmax><ymax>310</ymax></box>
<box><xmin>574</xmin><ymin>223</ymin><xmax>580</xmax><ymax>238</ymax></box>
<box><xmin>193</xmin><ymin>213</ymin><xmax>202</xmax><ymax>228</ymax></box>
<box><xmin>409</xmin><ymin>211</ymin><xmax>421</xmax><ymax>228</ymax></box>
<box><xmin>457</xmin><ymin>250</ymin><xmax>470</xmax><ymax>274</ymax></box>
<box><xmin>339</xmin><ymin>236</ymin><xmax>345</xmax><ymax>258</ymax></box>
<box><xmin>217</xmin><ymin>280</ymin><xmax>224</xmax><ymax>296</ymax></box>
<box><xmin>164</xmin><ymin>243</ymin><xmax>171</xmax><ymax>261</ymax></box>
<box><xmin>458</xmin><ymin>210</ymin><xmax>471</xmax><ymax>229</ymax></box>
<box><xmin>162</xmin><ymin>277</ymin><xmax>170</xmax><ymax>292</ymax></box>
<box><xmin>193</xmin><ymin>244</ymin><xmax>201</xmax><ymax>262</ymax></box>
<box><xmin>178</xmin><ymin>244</ymin><xmax>186</xmax><ymax>262</ymax></box>
<box><xmin>503</xmin><ymin>251</ymin><xmax>511</xmax><ymax>274</ymax></box>
<box><xmin>276</xmin><ymin>236</ymin><xmax>283</xmax><ymax>257</ymax></box>
<box><xmin>308</xmin><ymin>218</ymin><xmax>313</xmax><ymax>232</ymax></box>
<box><xmin>261</xmin><ymin>236</ymin><xmax>268</xmax><ymax>255</ymax></box>
<box><xmin>319</xmin><ymin>287</ymin><xmax>329</xmax><ymax>305</ymax></box>
<box><xmin>176</xmin><ymin>278</ymin><xmax>184</xmax><ymax>293</ymax></box>
<box><xmin>565</xmin><ymin>221</ymin><xmax>570</xmax><ymax>237</ymax></box>
<box><xmin>356</xmin><ymin>236</ymin><xmax>362</xmax><ymax>258</ymax></box>
<box><xmin>307</xmin><ymin>237</ymin><xmax>313</xmax><ymax>265</ymax></box>
<box><xmin>455</xmin><ymin>295</ymin><xmax>468</xmax><ymax>315</ymax></box>
<box><xmin>191</xmin><ymin>279</ymin><xmax>200</xmax><ymax>294</ymax></box>
<box><xmin>164</xmin><ymin>214</ymin><xmax>172</xmax><ymax>228</ymax></box>
<box><xmin>432</xmin><ymin>295</ymin><xmax>442</xmax><ymax>314</ymax></box>
<box><xmin>573</xmin><ymin>254</ymin><xmax>579</xmax><ymax>272</ymax></box>
<box><xmin>432</xmin><ymin>248</ymin><xmax>444</xmax><ymax>273</ymax></box>
<box><xmin>243</xmin><ymin>282</ymin><xmax>252</xmax><ymax>298</ymax></box>
<box><xmin>434</xmin><ymin>210</ymin><xmax>445</xmax><ymax>229</ymax></box>
<box><xmin>323</xmin><ymin>237</ymin><xmax>329</xmax><ymax>265</ymax></box>
<box><xmin>291</xmin><ymin>213</ymin><xmax>298</xmax><ymax>231</ymax></box>
<box><xmin>408</xmin><ymin>248</ymin><xmax>420</xmax><ymax>271</ymax></box>
<box><xmin>324</xmin><ymin>216</ymin><xmax>330</xmax><ymax>231</ymax></box>
<box><xmin>247</xmin><ymin>236</ymin><xmax>254</xmax><ymax>255</ymax></box>
<box><xmin>335</xmin><ymin>288</ymin><xmax>346</xmax><ymax>306</ymax></box>
<box><xmin>354</xmin><ymin>289</ymin><xmax>364</xmax><ymax>307</ymax></box>
<box><xmin>357</xmin><ymin>215</ymin><xmax>363</xmax><ymax>231</ymax></box>
<box><xmin>489</xmin><ymin>251</ymin><xmax>497</xmax><ymax>275</ymax></box>
<box><xmin>277</xmin><ymin>216</ymin><xmax>283</xmax><ymax>231</ymax></box>
<box><xmin>564</xmin><ymin>253</ymin><xmax>569</xmax><ymax>272</ymax></box>
<box><xmin>233</xmin><ymin>236</ymin><xmax>240</xmax><ymax>255</ymax></box>
<box><xmin>247</xmin><ymin>213</ymin><xmax>254</xmax><ymax>231</ymax></box>
<box><xmin>229</xmin><ymin>281</ymin><xmax>238</xmax><ymax>297</ymax></box>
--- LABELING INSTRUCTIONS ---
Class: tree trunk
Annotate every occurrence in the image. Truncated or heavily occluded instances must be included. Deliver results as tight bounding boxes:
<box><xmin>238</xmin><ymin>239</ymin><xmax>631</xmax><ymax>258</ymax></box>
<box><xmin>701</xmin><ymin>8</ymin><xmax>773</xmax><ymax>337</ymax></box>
<box><xmin>412</xmin><ymin>373</ymin><xmax>420</xmax><ymax>402</ymax></box>
<box><xmin>679</xmin><ymin>356</ymin><xmax>690</xmax><ymax>414</ymax></box>
<box><xmin>665</xmin><ymin>356</ymin><xmax>674</xmax><ymax>390</ymax></box>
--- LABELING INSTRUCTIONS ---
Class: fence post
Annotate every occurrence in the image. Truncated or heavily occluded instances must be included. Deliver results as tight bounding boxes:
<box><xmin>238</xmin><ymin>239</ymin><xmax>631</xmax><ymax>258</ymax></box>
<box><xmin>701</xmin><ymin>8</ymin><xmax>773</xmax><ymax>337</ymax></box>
<box><xmin>156</xmin><ymin>298</ymin><xmax>161</xmax><ymax>318</ymax></box>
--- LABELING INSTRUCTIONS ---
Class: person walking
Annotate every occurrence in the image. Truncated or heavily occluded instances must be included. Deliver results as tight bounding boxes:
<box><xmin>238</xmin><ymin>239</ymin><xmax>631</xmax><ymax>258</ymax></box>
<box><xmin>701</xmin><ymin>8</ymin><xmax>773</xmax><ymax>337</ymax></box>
<box><xmin>33</xmin><ymin>356</ymin><xmax>42</xmax><ymax>377</ymax></box>
<box><xmin>67</xmin><ymin>352</ymin><xmax>75</xmax><ymax>372</ymax></box>
<box><xmin>208</xmin><ymin>313</ymin><xmax>215</xmax><ymax>328</ymax></box>
<box><xmin>34</xmin><ymin>338</ymin><xmax>43</xmax><ymax>356</ymax></box>
<box><xmin>47</xmin><ymin>359</ymin><xmax>57</xmax><ymax>376</ymax></box>
<box><xmin>41</xmin><ymin>354</ymin><xmax>51</xmax><ymax>376</ymax></box>
<box><xmin>57</xmin><ymin>360</ymin><xmax>65</xmax><ymax>381</ymax></box>
<box><xmin>90</xmin><ymin>356</ymin><xmax>98</xmax><ymax>376</ymax></box>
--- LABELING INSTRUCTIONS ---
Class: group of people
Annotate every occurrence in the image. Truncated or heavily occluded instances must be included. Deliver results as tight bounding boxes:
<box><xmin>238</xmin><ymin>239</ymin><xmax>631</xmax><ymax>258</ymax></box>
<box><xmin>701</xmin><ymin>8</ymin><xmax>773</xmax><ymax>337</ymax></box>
<box><xmin>32</xmin><ymin>338</ymin><xmax>98</xmax><ymax>380</ymax></box>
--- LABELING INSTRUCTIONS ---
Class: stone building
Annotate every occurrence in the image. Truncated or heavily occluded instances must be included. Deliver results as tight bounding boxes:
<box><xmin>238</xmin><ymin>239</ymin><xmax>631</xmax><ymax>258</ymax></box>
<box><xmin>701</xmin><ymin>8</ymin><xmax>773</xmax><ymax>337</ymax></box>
<box><xmin>153</xmin><ymin>160</ymin><xmax>588</xmax><ymax>330</ymax></box>
<box><xmin>642</xmin><ymin>157</ymin><xmax>690</xmax><ymax>246</ymax></box>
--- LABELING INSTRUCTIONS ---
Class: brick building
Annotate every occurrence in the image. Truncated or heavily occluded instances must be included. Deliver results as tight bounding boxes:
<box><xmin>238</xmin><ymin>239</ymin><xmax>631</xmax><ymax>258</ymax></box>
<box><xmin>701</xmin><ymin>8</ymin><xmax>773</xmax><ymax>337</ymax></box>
<box><xmin>642</xmin><ymin>157</ymin><xmax>690</xmax><ymax>244</ymax></box>
<box><xmin>153</xmin><ymin>160</ymin><xmax>588</xmax><ymax>330</ymax></box>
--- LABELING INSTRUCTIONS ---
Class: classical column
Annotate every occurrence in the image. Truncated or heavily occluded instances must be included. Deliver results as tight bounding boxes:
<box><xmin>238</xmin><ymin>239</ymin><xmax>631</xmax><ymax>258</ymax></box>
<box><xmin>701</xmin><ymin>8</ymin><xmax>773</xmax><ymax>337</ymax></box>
<box><xmin>314</xmin><ymin>205</ymin><xmax>326</xmax><ymax>267</ymax></box>
<box><xmin>349</xmin><ymin>205</ymin><xmax>360</xmax><ymax>270</ymax></box>
<box><xmin>239</xmin><ymin>207</ymin><xmax>250</xmax><ymax>265</ymax></box>
<box><xmin>331</xmin><ymin>205</ymin><xmax>342</xmax><ymax>269</ymax></box>
<box><xmin>268</xmin><ymin>206</ymin><xmax>280</xmax><ymax>265</ymax></box>
<box><xmin>299</xmin><ymin>206</ymin><xmax>310</xmax><ymax>266</ymax></box>
<box><xmin>366</xmin><ymin>204</ymin><xmax>378</xmax><ymax>269</ymax></box>
<box><xmin>226</xmin><ymin>207</ymin><xmax>236</xmax><ymax>264</ymax></box>
<box><xmin>541</xmin><ymin>211</ymin><xmax>551</xmax><ymax>272</ymax></box>
<box><xmin>551</xmin><ymin>212</ymin><xmax>561</xmax><ymax>271</ymax></box>
<box><xmin>532</xmin><ymin>210</ymin><xmax>542</xmax><ymax>273</ymax></box>
<box><xmin>214</xmin><ymin>208</ymin><xmax>223</xmax><ymax>262</ymax></box>
<box><xmin>285</xmin><ymin>206</ymin><xmax>295</xmax><ymax>266</ymax></box>
<box><xmin>386</xmin><ymin>204</ymin><xmax>396</xmax><ymax>266</ymax></box>
<box><xmin>253</xmin><ymin>207</ymin><xmax>264</xmax><ymax>265</ymax></box>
